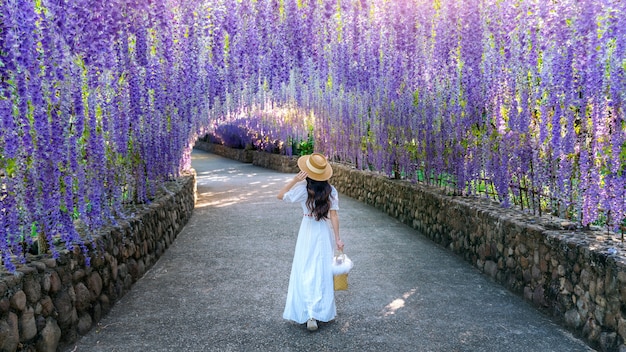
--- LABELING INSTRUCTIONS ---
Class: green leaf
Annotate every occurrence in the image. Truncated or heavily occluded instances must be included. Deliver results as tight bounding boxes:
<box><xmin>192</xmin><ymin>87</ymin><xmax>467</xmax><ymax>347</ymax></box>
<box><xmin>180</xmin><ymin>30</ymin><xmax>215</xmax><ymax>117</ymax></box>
<box><xmin>3</xmin><ymin>157</ymin><xmax>17</xmax><ymax>177</ymax></box>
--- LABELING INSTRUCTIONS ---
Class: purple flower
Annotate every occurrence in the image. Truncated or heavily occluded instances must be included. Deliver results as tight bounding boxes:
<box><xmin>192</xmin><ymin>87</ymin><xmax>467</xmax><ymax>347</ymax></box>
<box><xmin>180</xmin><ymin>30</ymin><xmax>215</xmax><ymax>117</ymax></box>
<box><xmin>3</xmin><ymin>0</ymin><xmax>626</xmax><ymax>270</ymax></box>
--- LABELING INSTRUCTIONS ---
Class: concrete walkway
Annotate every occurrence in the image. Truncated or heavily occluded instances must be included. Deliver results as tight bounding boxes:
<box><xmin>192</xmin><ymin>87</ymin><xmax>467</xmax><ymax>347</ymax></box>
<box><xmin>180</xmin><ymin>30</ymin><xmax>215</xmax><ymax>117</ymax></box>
<box><xmin>68</xmin><ymin>149</ymin><xmax>594</xmax><ymax>352</ymax></box>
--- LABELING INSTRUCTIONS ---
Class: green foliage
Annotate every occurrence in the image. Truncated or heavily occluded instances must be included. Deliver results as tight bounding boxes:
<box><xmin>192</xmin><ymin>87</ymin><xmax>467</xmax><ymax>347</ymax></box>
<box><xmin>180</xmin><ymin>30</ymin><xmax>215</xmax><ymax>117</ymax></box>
<box><xmin>295</xmin><ymin>129</ymin><xmax>315</xmax><ymax>156</ymax></box>
<box><xmin>0</xmin><ymin>156</ymin><xmax>17</xmax><ymax>177</ymax></box>
<box><xmin>297</xmin><ymin>139</ymin><xmax>314</xmax><ymax>155</ymax></box>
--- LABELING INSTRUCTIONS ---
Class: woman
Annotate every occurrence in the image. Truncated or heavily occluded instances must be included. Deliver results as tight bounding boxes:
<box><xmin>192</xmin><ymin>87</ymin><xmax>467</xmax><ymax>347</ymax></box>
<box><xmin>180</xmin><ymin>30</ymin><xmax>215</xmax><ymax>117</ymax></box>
<box><xmin>277</xmin><ymin>152</ymin><xmax>344</xmax><ymax>331</ymax></box>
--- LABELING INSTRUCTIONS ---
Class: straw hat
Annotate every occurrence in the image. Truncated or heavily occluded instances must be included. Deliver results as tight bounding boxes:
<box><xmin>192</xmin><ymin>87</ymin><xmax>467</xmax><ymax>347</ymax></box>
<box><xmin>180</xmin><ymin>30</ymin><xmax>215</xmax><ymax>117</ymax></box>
<box><xmin>297</xmin><ymin>153</ymin><xmax>333</xmax><ymax>181</ymax></box>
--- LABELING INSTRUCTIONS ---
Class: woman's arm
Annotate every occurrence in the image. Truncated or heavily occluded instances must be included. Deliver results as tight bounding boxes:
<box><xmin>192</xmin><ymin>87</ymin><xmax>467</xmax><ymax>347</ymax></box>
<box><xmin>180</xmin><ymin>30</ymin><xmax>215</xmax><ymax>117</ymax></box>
<box><xmin>277</xmin><ymin>171</ymin><xmax>308</xmax><ymax>200</ymax></box>
<box><xmin>329</xmin><ymin>210</ymin><xmax>344</xmax><ymax>251</ymax></box>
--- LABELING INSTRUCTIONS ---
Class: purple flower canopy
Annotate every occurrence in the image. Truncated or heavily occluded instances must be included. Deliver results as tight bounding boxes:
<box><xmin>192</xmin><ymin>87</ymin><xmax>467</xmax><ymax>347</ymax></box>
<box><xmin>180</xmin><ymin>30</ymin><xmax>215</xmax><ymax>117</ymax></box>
<box><xmin>1</xmin><ymin>0</ymin><xmax>625</xmax><ymax>271</ymax></box>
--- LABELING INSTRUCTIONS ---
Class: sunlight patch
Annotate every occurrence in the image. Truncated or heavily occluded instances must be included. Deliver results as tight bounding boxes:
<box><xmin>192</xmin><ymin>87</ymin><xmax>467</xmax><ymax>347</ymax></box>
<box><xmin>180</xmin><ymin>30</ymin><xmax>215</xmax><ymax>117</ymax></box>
<box><xmin>382</xmin><ymin>288</ymin><xmax>417</xmax><ymax>317</ymax></box>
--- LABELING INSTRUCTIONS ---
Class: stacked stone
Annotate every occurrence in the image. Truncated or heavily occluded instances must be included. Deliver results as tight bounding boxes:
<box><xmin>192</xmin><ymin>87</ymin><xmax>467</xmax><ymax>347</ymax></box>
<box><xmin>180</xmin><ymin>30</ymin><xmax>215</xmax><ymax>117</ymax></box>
<box><xmin>252</xmin><ymin>152</ymin><xmax>299</xmax><ymax>173</ymax></box>
<box><xmin>194</xmin><ymin>141</ymin><xmax>254</xmax><ymax>163</ymax></box>
<box><xmin>194</xmin><ymin>141</ymin><xmax>299</xmax><ymax>173</ymax></box>
<box><xmin>0</xmin><ymin>173</ymin><xmax>196</xmax><ymax>352</ymax></box>
<box><xmin>330</xmin><ymin>162</ymin><xmax>626</xmax><ymax>352</ymax></box>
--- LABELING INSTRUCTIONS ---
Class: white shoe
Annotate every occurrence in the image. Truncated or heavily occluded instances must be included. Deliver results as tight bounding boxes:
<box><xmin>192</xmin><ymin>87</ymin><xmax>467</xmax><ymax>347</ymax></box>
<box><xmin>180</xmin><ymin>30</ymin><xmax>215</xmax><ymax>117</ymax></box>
<box><xmin>306</xmin><ymin>318</ymin><xmax>318</xmax><ymax>331</ymax></box>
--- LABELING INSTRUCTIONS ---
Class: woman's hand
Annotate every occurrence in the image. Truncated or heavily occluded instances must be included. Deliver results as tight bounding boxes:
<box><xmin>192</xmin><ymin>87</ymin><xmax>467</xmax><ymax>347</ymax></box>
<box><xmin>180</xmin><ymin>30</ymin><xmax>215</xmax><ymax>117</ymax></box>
<box><xmin>277</xmin><ymin>171</ymin><xmax>308</xmax><ymax>200</ymax></box>
<box><xmin>336</xmin><ymin>238</ymin><xmax>344</xmax><ymax>252</ymax></box>
<box><xmin>295</xmin><ymin>171</ymin><xmax>308</xmax><ymax>181</ymax></box>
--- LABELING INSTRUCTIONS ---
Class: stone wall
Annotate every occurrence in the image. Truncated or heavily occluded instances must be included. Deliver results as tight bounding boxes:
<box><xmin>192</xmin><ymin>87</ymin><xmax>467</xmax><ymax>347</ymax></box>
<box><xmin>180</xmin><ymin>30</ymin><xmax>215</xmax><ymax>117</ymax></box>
<box><xmin>200</xmin><ymin>143</ymin><xmax>626</xmax><ymax>351</ymax></box>
<box><xmin>331</xmin><ymin>163</ymin><xmax>626</xmax><ymax>352</ymax></box>
<box><xmin>0</xmin><ymin>172</ymin><xmax>196</xmax><ymax>352</ymax></box>
<box><xmin>194</xmin><ymin>141</ymin><xmax>299</xmax><ymax>173</ymax></box>
<box><xmin>251</xmin><ymin>151</ymin><xmax>299</xmax><ymax>173</ymax></box>
<box><xmin>194</xmin><ymin>141</ymin><xmax>253</xmax><ymax>163</ymax></box>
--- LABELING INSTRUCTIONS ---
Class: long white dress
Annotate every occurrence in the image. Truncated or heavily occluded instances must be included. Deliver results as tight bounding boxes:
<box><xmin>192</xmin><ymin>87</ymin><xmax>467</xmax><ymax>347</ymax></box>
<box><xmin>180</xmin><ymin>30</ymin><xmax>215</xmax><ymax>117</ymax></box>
<box><xmin>282</xmin><ymin>182</ymin><xmax>339</xmax><ymax>324</ymax></box>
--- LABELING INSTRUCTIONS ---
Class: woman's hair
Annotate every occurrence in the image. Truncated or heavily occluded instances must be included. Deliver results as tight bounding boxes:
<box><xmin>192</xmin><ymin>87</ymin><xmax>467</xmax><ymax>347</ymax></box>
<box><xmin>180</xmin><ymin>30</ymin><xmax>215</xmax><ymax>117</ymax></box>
<box><xmin>306</xmin><ymin>178</ymin><xmax>332</xmax><ymax>221</ymax></box>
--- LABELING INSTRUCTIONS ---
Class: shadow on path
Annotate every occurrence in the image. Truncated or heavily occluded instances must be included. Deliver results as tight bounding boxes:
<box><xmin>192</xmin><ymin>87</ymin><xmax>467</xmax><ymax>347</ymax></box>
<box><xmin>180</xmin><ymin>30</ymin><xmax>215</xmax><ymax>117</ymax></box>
<box><xmin>69</xmin><ymin>149</ymin><xmax>594</xmax><ymax>352</ymax></box>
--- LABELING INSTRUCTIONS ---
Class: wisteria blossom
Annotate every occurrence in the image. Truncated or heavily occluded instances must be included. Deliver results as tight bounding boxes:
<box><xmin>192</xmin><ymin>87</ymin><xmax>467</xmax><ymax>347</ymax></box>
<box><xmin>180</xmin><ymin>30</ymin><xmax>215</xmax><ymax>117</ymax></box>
<box><xmin>1</xmin><ymin>0</ymin><xmax>625</xmax><ymax>271</ymax></box>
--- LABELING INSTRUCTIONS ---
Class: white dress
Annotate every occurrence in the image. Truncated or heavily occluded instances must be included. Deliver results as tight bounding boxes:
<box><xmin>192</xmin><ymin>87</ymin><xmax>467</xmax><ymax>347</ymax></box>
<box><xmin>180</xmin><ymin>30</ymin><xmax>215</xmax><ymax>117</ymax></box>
<box><xmin>282</xmin><ymin>182</ymin><xmax>339</xmax><ymax>324</ymax></box>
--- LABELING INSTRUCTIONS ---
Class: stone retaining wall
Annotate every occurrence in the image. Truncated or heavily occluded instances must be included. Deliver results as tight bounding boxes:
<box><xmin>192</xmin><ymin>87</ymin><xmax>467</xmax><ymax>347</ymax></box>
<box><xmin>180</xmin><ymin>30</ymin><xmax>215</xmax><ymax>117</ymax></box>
<box><xmin>330</xmin><ymin>164</ymin><xmax>626</xmax><ymax>351</ymax></box>
<box><xmin>194</xmin><ymin>141</ymin><xmax>253</xmax><ymax>163</ymax></box>
<box><xmin>0</xmin><ymin>172</ymin><xmax>196</xmax><ymax>352</ymax></box>
<box><xmin>194</xmin><ymin>141</ymin><xmax>299</xmax><ymax>173</ymax></box>
<box><xmin>251</xmin><ymin>151</ymin><xmax>299</xmax><ymax>173</ymax></box>
<box><xmin>200</xmin><ymin>143</ymin><xmax>626</xmax><ymax>351</ymax></box>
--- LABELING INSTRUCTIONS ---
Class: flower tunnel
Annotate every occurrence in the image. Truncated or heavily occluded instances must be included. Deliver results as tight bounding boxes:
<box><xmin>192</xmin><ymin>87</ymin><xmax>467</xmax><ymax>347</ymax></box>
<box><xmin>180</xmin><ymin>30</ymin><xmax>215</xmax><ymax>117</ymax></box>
<box><xmin>1</xmin><ymin>0</ymin><xmax>626</xmax><ymax>271</ymax></box>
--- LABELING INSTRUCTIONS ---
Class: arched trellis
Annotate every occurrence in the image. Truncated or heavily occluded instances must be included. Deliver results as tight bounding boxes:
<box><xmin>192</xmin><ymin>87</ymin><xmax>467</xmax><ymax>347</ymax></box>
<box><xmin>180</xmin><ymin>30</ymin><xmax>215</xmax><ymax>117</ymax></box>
<box><xmin>1</xmin><ymin>0</ymin><xmax>626</xmax><ymax>271</ymax></box>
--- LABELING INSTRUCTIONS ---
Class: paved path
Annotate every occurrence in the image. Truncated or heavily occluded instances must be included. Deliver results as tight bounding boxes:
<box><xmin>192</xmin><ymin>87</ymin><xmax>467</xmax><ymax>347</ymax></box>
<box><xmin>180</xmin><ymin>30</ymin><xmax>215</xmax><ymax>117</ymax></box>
<box><xmin>69</xmin><ymin>149</ymin><xmax>595</xmax><ymax>352</ymax></box>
